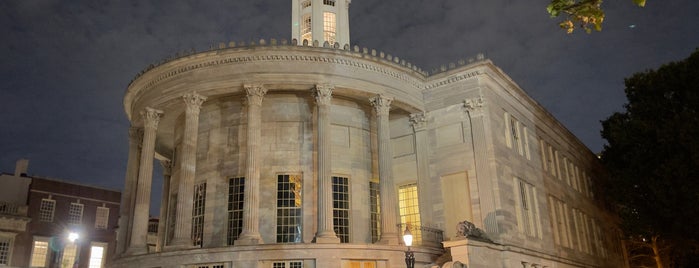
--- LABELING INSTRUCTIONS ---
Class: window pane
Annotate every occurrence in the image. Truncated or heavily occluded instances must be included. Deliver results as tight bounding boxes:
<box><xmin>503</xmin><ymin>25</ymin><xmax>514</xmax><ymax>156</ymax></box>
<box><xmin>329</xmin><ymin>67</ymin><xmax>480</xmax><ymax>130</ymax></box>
<box><xmin>31</xmin><ymin>240</ymin><xmax>49</xmax><ymax>267</ymax></box>
<box><xmin>88</xmin><ymin>245</ymin><xmax>105</xmax><ymax>268</ymax></box>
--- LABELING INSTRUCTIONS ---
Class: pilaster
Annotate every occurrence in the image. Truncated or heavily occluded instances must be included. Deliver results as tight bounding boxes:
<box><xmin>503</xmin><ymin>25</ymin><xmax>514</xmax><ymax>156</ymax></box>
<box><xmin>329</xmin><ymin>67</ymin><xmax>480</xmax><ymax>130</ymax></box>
<box><xmin>170</xmin><ymin>93</ymin><xmax>207</xmax><ymax>248</ymax></box>
<box><xmin>126</xmin><ymin>108</ymin><xmax>163</xmax><ymax>255</ymax></box>
<box><xmin>235</xmin><ymin>84</ymin><xmax>267</xmax><ymax>245</ymax></box>
<box><xmin>313</xmin><ymin>84</ymin><xmax>340</xmax><ymax>243</ymax></box>
<box><xmin>370</xmin><ymin>94</ymin><xmax>399</xmax><ymax>245</ymax></box>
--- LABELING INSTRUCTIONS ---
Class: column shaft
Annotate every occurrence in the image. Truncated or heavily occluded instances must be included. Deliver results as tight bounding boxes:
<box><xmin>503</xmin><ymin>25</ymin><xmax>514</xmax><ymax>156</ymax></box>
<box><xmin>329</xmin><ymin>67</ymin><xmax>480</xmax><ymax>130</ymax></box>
<box><xmin>235</xmin><ymin>84</ymin><xmax>267</xmax><ymax>245</ymax></box>
<box><xmin>156</xmin><ymin>160</ymin><xmax>172</xmax><ymax>252</ymax></box>
<box><xmin>171</xmin><ymin>93</ymin><xmax>207</xmax><ymax>247</ymax></box>
<box><xmin>117</xmin><ymin>127</ymin><xmax>142</xmax><ymax>255</ymax></box>
<box><xmin>370</xmin><ymin>95</ymin><xmax>400</xmax><ymax>245</ymax></box>
<box><xmin>314</xmin><ymin>85</ymin><xmax>340</xmax><ymax>243</ymax></box>
<box><xmin>410</xmin><ymin>113</ymin><xmax>432</xmax><ymax>226</ymax></box>
<box><xmin>126</xmin><ymin>107</ymin><xmax>162</xmax><ymax>255</ymax></box>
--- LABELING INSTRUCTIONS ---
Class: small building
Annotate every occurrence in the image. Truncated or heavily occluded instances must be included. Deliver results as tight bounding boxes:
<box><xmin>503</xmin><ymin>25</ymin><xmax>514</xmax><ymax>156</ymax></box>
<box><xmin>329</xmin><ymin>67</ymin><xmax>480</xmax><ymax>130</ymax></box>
<box><xmin>0</xmin><ymin>159</ymin><xmax>121</xmax><ymax>268</ymax></box>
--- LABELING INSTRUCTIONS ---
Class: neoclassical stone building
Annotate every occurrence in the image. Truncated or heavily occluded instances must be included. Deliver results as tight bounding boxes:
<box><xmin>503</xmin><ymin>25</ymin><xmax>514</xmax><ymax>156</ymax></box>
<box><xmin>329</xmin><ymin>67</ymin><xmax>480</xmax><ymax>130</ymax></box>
<box><xmin>113</xmin><ymin>1</ymin><xmax>627</xmax><ymax>267</ymax></box>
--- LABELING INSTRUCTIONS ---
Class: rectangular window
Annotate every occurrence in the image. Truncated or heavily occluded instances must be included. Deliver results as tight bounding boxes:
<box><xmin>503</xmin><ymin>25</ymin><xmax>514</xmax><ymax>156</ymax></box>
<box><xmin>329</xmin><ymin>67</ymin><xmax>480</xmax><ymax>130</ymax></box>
<box><xmin>39</xmin><ymin>199</ymin><xmax>56</xmax><ymax>222</ymax></box>
<box><xmin>523</xmin><ymin>127</ymin><xmax>531</xmax><ymax>160</ymax></box>
<box><xmin>369</xmin><ymin>181</ymin><xmax>380</xmax><ymax>243</ymax></box>
<box><xmin>399</xmin><ymin>183</ymin><xmax>421</xmax><ymax>244</ymax></box>
<box><xmin>323</xmin><ymin>12</ymin><xmax>336</xmax><ymax>44</ymax></box>
<box><xmin>348</xmin><ymin>261</ymin><xmax>377</xmax><ymax>268</ymax></box>
<box><xmin>514</xmin><ymin>178</ymin><xmax>540</xmax><ymax>238</ymax></box>
<box><xmin>301</xmin><ymin>15</ymin><xmax>312</xmax><ymax>42</ymax></box>
<box><xmin>227</xmin><ymin>177</ymin><xmax>245</xmax><ymax>245</ymax></box>
<box><xmin>30</xmin><ymin>238</ymin><xmax>49</xmax><ymax>267</ymax></box>
<box><xmin>88</xmin><ymin>242</ymin><xmax>108</xmax><ymax>268</ymax></box>
<box><xmin>272</xmin><ymin>260</ymin><xmax>303</xmax><ymax>268</ymax></box>
<box><xmin>0</xmin><ymin>236</ymin><xmax>11</xmax><ymax>265</ymax></box>
<box><xmin>68</xmin><ymin>202</ymin><xmax>84</xmax><ymax>225</ymax></box>
<box><xmin>504</xmin><ymin>113</ymin><xmax>524</xmax><ymax>155</ymax></box>
<box><xmin>332</xmin><ymin>176</ymin><xmax>350</xmax><ymax>243</ymax></box>
<box><xmin>539</xmin><ymin>139</ymin><xmax>548</xmax><ymax>171</ymax></box>
<box><xmin>95</xmin><ymin>206</ymin><xmax>110</xmax><ymax>230</ymax></box>
<box><xmin>548</xmin><ymin>145</ymin><xmax>557</xmax><ymax>177</ymax></box>
<box><xmin>62</xmin><ymin>243</ymin><xmax>78</xmax><ymax>268</ymax></box>
<box><xmin>192</xmin><ymin>182</ymin><xmax>207</xmax><ymax>247</ymax></box>
<box><xmin>548</xmin><ymin>196</ymin><xmax>570</xmax><ymax>248</ymax></box>
<box><xmin>276</xmin><ymin>174</ymin><xmax>303</xmax><ymax>243</ymax></box>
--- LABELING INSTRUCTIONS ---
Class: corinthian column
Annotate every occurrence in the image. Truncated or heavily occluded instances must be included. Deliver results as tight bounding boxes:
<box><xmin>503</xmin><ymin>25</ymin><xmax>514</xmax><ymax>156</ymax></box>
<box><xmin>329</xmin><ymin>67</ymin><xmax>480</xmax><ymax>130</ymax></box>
<box><xmin>126</xmin><ymin>107</ymin><xmax>163</xmax><ymax>255</ymax></box>
<box><xmin>156</xmin><ymin>159</ymin><xmax>172</xmax><ymax>252</ymax></box>
<box><xmin>118</xmin><ymin>127</ymin><xmax>142</xmax><ymax>255</ymax></box>
<box><xmin>235</xmin><ymin>84</ymin><xmax>267</xmax><ymax>245</ymax></box>
<box><xmin>171</xmin><ymin>93</ymin><xmax>207</xmax><ymax>247</ymax></box>
<box><xmin>313</xmin><ymin>84</ymin><xmax>340</xmax><ymax>243</ymax></box>
<box><xmin>410</xmin><ymin>113</ymin><xmax>433</xmax><ymax>226</ymax></box>
<box><xmin>370</xmin><ymin>94</ymin><xmax>399</xmax><ymax>245</ymax></box>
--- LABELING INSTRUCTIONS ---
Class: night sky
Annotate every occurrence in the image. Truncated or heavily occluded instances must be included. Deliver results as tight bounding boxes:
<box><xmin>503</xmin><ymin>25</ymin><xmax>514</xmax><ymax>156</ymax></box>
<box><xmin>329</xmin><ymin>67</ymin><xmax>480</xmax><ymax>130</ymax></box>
<box><xmin>2</xmin><ymin>0</ymin><xmax>698</xmax><ymax>212</ymax></box>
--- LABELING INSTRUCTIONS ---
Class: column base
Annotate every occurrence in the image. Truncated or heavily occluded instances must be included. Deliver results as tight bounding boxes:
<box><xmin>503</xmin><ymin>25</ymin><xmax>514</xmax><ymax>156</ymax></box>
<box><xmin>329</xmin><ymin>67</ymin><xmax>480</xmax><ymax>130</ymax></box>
<box><xmin>313</xmin><ymin>232</ymin><xmax>341</xmax><ymax>244</ymax></box>
<box><xmin>377</xmin><ymin>232</ymin><xmax>400</xmax><ymax>245</ymax></box>
<box><xmin>234</xmin><ymin>233</ymin><xmax>264</xmax><ymax>246</ymax></box>
<box><xmin>123</xmin><ymin>245</ymin><xmax>148</xmax><ymax>256</ymax></box>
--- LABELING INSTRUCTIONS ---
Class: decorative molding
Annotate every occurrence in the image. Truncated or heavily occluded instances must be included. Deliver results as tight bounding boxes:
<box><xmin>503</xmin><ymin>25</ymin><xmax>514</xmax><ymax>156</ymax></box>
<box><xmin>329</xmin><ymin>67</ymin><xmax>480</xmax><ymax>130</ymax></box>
<box><xmin>425</xmin><ymin>70</ymin><xmax>481</xmax><ymax>90</ymax></box>
<box><xmin>313</xmin><ymin>84</ymin><xmax>334</xmax><ymax>106</ymax></box>
<box><xmin>244</xmin><ymin>84</ymin><xmax>267</xmax><ymax>106</ymax></box>
<box><xmin>369</xmin><ymin>94</ymin><xmax>393</xmax><ymax>116</ymax></box>
<box><xmin>409</xmin><ymin>112</ymin><xmax>427</xmax><ymax>131</ymax></box>
<box><xmin>183</xmin><ymin>93</ymin><xmax>207</xmax><ymax>113</ymax></box>
<box><xmin>141</xmin><ymin>107</ymin><xmax>164</xmax><ymax>129</ymax></box>
<box><xmin>463</xmin><ymin>96</ymin><xmax>485</xmax><ymax>112</ymax></box>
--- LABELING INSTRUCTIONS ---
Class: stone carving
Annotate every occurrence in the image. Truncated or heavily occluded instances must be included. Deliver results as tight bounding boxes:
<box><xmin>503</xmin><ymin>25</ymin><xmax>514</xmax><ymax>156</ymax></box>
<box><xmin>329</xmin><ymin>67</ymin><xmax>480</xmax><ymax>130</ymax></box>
<box><xmin>141</xmin><ymin>107</ymin><xmax>163</xmax><ymax>129</ymax></box>
<box><xmin>313</xmin><ymin>84</ymin><xmax>334</xmax><ymax>105</ymax></box>
<box><xmin>409</xmin><ymin>112</ymin><xmax>427</xmax><ymax>131</ymax></box>
<box><xmin>244</xmin><ymin>84</ymin><xmax>267</xmax><ymax>106</ymax></box>
<box><xmin>456</xmin><ymin>220</ymin><xmax>491</xmax><ymax>242</ymax></box>
<box><xmin>183</xmin><ymin>93</ymin><xmax>207</xmax><ymax>113</ymax></box>
<box><xmin>463</xmin><ymin>96</ymin><xmax>485</xmax><ymax>111</ymax></box>
<box><xmin>369</xmin><ymin>94</ymin><xmax>393</xmax><ymax>116</ymax></box>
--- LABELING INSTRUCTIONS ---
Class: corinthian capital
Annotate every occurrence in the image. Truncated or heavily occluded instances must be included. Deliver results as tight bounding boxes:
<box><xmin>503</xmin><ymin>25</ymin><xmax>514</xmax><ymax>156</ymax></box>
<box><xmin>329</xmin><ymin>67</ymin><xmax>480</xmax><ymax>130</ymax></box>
<box><xmin>141</xmin><ymin>107</ymin><xmax>164</xmax><ymax>129</ymax></box>
<box><xmin>369</xmin><ymin>94</ymin><xmax>393</xmax><ymax>116</ymax></box>
<box><xmin>244</xmin><ymin>84</ymin><xmax>267</xmax><ymax>106</ymax></box>
<box><xmin>463</xmin><ymin>96</ymin><xmax>485</xmax><ymax>112</ymax></box>
<box><xmin>313</xmin><ymin>84</ymin><xmax>334</xmax><ymax>106</ymax></box>
<box><xmin>183</xmin><ymin>93</ymin><xmax>207</xmax><ymax>113</ymax></box>
<box><xmin>409</xmin><ymin>112</ymin><xmax>427</xmax><ymax>131</ymax></box>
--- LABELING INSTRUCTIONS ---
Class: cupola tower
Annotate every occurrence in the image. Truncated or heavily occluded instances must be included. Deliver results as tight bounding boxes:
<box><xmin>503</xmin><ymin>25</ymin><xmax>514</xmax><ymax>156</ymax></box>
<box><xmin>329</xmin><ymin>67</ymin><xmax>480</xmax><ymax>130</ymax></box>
<box><xmin>292</xmin><ymin>0</ymin><xmax>351</xmax><ymax>46</ymax></box>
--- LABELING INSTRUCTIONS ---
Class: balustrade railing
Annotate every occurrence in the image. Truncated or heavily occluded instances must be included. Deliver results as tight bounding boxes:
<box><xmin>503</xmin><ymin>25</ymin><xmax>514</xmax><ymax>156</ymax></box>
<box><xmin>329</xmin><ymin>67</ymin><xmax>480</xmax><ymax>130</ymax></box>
<box><xmin>0</xmin><ymin>201</ymin><xmax>28</xmax><ymax>216</ymax></box>
<box><xmin>396</xmin><ymin>223</ymin><xmax>444</xmax><ymax>248</ymax></box>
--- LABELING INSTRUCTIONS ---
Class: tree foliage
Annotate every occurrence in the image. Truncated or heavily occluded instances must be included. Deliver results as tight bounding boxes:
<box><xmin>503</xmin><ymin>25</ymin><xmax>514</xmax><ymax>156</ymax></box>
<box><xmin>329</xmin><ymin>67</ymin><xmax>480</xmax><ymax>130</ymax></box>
<box><xmin>547</xmin><ymin>0</ymin><xmax>646</xmax><ymax>33</ymax></box>
<box><xmin>600</xmin><ymin>49</ymin><xmax>699</xmax><ymax>266</ymax></box>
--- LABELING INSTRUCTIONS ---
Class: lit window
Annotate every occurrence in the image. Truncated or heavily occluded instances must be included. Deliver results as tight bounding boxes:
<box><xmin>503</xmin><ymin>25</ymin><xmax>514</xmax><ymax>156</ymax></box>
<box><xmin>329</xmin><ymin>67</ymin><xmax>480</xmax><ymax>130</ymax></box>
<box><xmin>192</xmin><ymin>183</ymin><xmax>206</xmax><ymax>247</ymax></box>
<box><xmin>227</xmin><ymin>177</ymin><xmax>245</xmax><ymax>245</ymax></box>
<box><xmin>348</xmin><ymin>261</ymin><xmax>377</xmax><ymax>268</ymax></box>
<box><xmin>301</xmin><ymin>15</ymin><xmax>312</xmax><ymax>43</ymax></box>
<box><xmin>68</xmin><ymin>202</ymin><xmax>84</xmax><ymax>225</ymax></box>
<box><xmin>88</xmin><ymin>242</ymin><xmax>107</xmax><ymax>268</ymax></box>
<box><xmin>0</xmin><ymin>236</ymin><xmax>12</xmax><ymax>265</ymax></box>
<box><xmin>514</xmin><ymin>178</ymin><xmax>540</xmax><ymax>238</ymax></box>
<box><xmin>370</xmin><ymin>181</ymin><xmax>380</xmax><ymax>243</ymax></box>
<box><xmin>398</xmin><ymin>183</ymin><xmax>421</xmax><ymax>244</ymax></box>
<box><xmin>332</xmin><ymin>176</ymin><xmax>350</xmax><ymax>243</ymax></box>
<box><xmin>62</xmin><ymin>243</ymin><xmax>78</xmax><ymax>268</ymax></box>
<box><xmin>276</xmin><ymin>174</ymin><xmax>303</xmax><ymax>243</ymax></box>
<box><xmin>95</xmin><ymin>206</ymin><xmax>109</xmax><ymax>230</ymax></box>
<box><xmin>30</xmin><ymin>238</ymin><xmax>49</xmax><ymax>267</ymax></box>
<box><xmin>323</xmin><ymin>12</ymin><xmax>336</xmax><ymax>44</ymax></box>
<box><xmin>39</xmin><ymin>199</ymin><xmax>56</xmax><ymax>222</ymax></box>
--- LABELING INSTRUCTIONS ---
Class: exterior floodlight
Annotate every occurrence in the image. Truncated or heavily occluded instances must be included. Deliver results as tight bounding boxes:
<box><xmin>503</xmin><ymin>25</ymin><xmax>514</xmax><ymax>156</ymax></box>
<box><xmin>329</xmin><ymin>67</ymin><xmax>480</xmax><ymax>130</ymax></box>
<box><xmin>68</xmin><ymin>232</ymin><xmax>79</xmax><ymax>243</ymax></box>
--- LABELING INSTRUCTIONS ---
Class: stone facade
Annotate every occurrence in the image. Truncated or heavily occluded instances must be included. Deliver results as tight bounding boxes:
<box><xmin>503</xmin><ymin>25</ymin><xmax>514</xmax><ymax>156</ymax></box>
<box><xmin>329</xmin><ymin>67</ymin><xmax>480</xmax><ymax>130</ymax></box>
<box><xmin>114</xmin><ymin>1</ymin><xmax>627</xmax><ymax>268</ymax></box>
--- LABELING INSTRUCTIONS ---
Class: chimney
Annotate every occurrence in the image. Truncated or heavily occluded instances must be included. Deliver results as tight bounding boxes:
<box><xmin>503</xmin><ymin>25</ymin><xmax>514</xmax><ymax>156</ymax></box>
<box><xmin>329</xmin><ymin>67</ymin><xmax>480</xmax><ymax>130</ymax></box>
<box><xmin>15</xmin><ymin>159</ymin><xmax>29</xmax><ymax>177</ymax></box>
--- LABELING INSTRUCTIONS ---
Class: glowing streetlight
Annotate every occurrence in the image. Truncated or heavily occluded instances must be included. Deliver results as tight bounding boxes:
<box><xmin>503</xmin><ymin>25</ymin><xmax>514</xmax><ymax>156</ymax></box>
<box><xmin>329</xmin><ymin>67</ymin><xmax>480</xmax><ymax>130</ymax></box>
<box><xmin>68</xmin><ymin>232</ymin><xmax>79</xmax><ymax>243</ymax></box>
<box><xmin>402</xmin><ymin>225</ymin><xmax>415</xmax><ymax>268</ymax></box>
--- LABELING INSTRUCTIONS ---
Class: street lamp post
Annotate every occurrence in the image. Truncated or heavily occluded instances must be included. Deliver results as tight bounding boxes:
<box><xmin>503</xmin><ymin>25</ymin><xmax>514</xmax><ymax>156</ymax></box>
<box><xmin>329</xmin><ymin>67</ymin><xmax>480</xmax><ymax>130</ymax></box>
<box><xmin>403</xmin><ymin>225</ymin><xmax>415</xmax><ymax>268</ymax></box>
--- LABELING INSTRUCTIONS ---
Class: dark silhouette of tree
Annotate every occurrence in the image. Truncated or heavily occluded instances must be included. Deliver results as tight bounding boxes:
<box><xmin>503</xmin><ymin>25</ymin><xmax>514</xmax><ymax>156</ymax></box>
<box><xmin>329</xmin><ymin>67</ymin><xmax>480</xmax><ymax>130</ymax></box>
<box><xmin>600</xmin><ymin>49</ymin><xmax>699</xmax><ymax>267</ymax></box>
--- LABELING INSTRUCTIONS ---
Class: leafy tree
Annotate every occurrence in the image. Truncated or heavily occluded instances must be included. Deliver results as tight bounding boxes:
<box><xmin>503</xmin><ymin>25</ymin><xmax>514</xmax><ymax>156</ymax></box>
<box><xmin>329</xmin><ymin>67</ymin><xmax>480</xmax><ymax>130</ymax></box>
<box><xmin>547</xmin><ymin>0</ymin><xmax>646</xmax><ymax>33</ymax></box>
<box><xmin>600</xmin><ymin>49</ymin><xmax>699</xmax><ymax>267</ymax></box>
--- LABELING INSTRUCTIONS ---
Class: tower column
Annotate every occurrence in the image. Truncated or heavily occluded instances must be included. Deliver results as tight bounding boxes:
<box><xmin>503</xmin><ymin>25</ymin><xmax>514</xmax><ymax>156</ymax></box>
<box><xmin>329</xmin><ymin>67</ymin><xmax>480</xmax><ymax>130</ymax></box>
<box><xmin>156</xmin><ymin>159</ymin><xmax>172</xmax><ymax>252</ymax></box>
<box><xmin>170</xmin><ymin>93</ymin><xmax>207</xmax><ymax>247</ymax></box>
<box><xmin>126</xmin><ymin>107</ymin><xmax>163</xmax><ymax>255</ymax></box>
<box><xmin>370</xmin><ymin>94</ymin><xmax>400</xmax><ymax>245</ymax></box>
<box><xmin>117</xmin><ymin>127</ymin><xmax>142</xmax><ymax>255</ymax></box>
<box><xmin>235</xmin><ymin>84</ymin><xmax>267</xmax><ymax>245</ymax></box>
<box><xmin>313</xmin><ymin>84</ymin><xmax>340</xmax><ymax>243</ymax></box>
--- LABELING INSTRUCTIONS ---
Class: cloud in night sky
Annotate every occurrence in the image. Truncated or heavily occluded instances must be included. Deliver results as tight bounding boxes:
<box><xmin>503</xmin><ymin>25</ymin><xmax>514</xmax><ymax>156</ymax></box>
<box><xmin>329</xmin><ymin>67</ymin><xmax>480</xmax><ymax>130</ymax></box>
<box><xmin>1</xmin><ymin>0</ymin><xmax>698</xmax><ymax>212</ymax></box>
